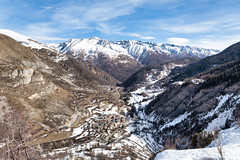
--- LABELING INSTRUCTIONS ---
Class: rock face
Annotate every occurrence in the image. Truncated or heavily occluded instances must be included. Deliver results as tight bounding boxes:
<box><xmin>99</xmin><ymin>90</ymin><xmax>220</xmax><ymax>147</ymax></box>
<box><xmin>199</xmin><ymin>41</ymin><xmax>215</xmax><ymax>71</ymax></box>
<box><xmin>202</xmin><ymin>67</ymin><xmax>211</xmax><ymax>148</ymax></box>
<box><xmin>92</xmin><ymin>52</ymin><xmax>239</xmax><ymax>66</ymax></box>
<box><xmin>191</xmin><ymin>131</ymin><xmax>215</xmax><ymax>148</ymax></box>
<box><xmin>3</xmin><ymin>67</ymin><xmax>45</xmax><ymax>87</ymax></box>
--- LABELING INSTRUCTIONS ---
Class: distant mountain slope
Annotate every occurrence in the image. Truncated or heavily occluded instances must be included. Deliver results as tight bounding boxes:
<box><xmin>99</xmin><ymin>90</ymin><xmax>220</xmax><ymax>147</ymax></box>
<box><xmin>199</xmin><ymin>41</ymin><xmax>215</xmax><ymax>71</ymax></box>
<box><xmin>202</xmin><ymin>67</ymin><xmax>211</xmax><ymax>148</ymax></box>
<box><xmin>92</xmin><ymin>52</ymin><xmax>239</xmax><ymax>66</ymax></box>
<box><xmin>125</xmin><ymin>41</ymin><xmax>240</xmax><ymax>153</ymax></box>
<box><xmin>49</xmin><ymin>38</ymin><xmax>144</xmax><ymax>81</ymax></box>
<box><xmin>171</xmin><ymin>41</ymin><xmax>240</xmax><ymax>81</ymax></box>
<box><xmin>139</xmin><ymin>44</ymin><xmax>240</xmax><ymax>150</ymax></box>
<box><xmin>122</xmin><ymin>57</ymin><xmax>199</xmax><ymax>90</ymax></box>
<box><xmin>139</xmin><ymin>58</ymin><xmax>240</xmax><ymax>150</ymax></box>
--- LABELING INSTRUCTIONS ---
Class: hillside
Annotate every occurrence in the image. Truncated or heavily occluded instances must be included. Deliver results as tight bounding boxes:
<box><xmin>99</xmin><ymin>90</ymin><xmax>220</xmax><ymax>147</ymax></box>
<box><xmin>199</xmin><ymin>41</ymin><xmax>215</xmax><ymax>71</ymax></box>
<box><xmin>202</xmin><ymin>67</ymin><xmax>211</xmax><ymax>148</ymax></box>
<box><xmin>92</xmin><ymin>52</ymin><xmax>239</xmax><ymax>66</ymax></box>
<box><xmin>171</xmin><ymin>41</ymin><xmax>240</xmax><ymax>81</ymax></box>
<box><xmin>0</xmin><ymin>33</ymin><xmax>152</xmax><ymax>159</ymax></box>
<box><xmin>124</xmin><ymin>42</ymin><xmax>240</xmax><ymax>153</ymax></box>
<box><xmin>122</xmin><ymin>57</ymin><xmax>199</xmax><ymax>90</ymax></box>
<box><xmin>0</xmin><ymin>30</ymin><xmax>239</xmax><ymax>160</ymax></box>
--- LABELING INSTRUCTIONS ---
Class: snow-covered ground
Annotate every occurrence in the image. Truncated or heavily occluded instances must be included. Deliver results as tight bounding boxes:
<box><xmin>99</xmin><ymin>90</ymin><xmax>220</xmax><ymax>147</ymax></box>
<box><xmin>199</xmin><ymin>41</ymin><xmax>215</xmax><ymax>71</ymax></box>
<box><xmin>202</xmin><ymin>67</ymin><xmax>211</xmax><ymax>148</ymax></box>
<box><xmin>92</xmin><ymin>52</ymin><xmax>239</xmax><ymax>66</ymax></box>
<box><xmin>155</xmin><ymin>126</ymin><xmax>240</xmax><ymax>160</ymax></box>
<box><xmin>0</xmin><ymin>29</ymin><xmax>51</xmax><ymax>50</ymax></box>
<box><xmin>203</xmin><ymin>94</ymin><xmax>237</xmax><ymax>131</ymax></box>
<box><xmin>128</xmin><ymin>64</ymin><xmax>184</xmax><ymax>109</ymax></box>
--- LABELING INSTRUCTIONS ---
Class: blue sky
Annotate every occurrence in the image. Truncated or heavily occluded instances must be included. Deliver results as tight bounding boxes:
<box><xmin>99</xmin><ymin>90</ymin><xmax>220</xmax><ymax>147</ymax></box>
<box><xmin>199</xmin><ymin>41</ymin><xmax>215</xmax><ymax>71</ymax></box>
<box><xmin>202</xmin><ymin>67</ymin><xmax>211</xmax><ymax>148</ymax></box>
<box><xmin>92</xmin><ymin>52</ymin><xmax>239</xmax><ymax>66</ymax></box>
<box><xmin>1</xmin><ymin>0</ymin><xmax>240</xmax><ymax>50</ymax></box>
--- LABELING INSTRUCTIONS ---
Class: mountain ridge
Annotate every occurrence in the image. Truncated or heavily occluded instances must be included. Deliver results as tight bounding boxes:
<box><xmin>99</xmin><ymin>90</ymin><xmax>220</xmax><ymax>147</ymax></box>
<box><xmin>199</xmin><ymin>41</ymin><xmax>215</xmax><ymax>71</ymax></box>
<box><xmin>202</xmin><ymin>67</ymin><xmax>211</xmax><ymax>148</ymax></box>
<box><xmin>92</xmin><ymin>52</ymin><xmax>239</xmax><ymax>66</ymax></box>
<box><xmin>52</xmin><ymin>37</ymin><xmax>219</xmax><ymax>64</ymax></box>
<box><xmin>0</xmin><ymin>29</ymin><xmax>220</xmax><ymax>82</ymax></box>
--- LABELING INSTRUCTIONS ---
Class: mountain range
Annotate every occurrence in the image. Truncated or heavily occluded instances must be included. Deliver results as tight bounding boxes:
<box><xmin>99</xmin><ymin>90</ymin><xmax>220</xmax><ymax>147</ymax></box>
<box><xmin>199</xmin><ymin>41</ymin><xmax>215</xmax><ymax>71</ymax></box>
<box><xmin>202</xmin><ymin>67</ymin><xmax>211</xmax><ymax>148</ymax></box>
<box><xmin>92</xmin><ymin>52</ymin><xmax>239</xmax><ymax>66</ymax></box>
<box><xmin>50</xmin><ymin>37</ymin><xmax>219</xmax><ymax>81</ymax></box>
<box><xmin>0</xmin><ymin>29</ymin><xmax>240</xmax><ymax>160</ymax></box>
<box><xmin>0</xmin><ymin>29</ymin><xmax>219</xmax><ymax>81</ymax></box>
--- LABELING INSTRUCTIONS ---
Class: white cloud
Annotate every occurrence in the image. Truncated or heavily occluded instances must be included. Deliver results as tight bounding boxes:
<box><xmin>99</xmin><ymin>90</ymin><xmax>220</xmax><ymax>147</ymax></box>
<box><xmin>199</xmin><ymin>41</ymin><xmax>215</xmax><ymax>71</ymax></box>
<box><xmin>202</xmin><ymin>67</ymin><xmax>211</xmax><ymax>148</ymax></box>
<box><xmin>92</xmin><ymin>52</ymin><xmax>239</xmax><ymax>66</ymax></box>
<box><xmin>161</xmin><ymin>21</ymin><xmax>217</xmax><ymax>34</ymax></box>
<box><xmin>42</xmin><ymin>6</ymin><xmax>53</xmax><ymax>10</ymax></box>
<box><xmin>31</xmin><ymin>36</ymin><xmax>67</xmax><ymax>41</ymax></box>
<box><xmin>51</xmin><ymin>0</ymin><xmax>145</xmax><ymax>28</ymax></box>
<box><xmin>129</xmin><ymin>33</ymin><xmax>155</xmax><ymax>40</ymax></box>
<box><xmin>21</xmin><ymin>23</ymin><xmax>65</xmax><ymax>42</ymax></box>
<box><xmin>167</xmin><ymin>37</ymin><xmax>190</xmax><ymax>45</ymax></box>
<box><xmin>96</xmin><ymin>23</ymin><xmax>124</xmax><ymax>35</ymax></box>
<box><xmin>189</xmin><ymin>35</ymin><xmax>240</xmax><ymax>50</ymax></box>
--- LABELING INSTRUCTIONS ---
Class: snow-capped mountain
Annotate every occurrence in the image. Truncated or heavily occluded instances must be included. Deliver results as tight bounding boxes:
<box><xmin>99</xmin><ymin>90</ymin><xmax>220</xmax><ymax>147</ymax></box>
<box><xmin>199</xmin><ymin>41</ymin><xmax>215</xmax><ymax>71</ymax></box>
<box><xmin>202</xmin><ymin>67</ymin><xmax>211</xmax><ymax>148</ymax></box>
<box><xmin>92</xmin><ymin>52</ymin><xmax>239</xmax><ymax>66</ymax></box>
<box><xmin>50</xmin><ymin>37</ymin><xmax>219</xmax><ymax>81</ymax></box>
<box><xmin>0</xmin><ymin>29</ymin><xmax>219</xmax><ymax>66</ymax></box>
<box><xmin>0</xmin><ymin>29</ymin><xmax>219</xmax><ymax>81</ymax></box>
<box><xmin>113</xmin><ymin>40</ymin><xmax>219</xmax><ymax>61</ymax></box>
<box><xmin>52</xmin><ymin>37</ymin><xmax>131</xmax><ymax>59</ymax></box>
<box><xmin>53</xmin><ymin>37</ymin><xmax>219</xmax><ymax>65</ymax></box>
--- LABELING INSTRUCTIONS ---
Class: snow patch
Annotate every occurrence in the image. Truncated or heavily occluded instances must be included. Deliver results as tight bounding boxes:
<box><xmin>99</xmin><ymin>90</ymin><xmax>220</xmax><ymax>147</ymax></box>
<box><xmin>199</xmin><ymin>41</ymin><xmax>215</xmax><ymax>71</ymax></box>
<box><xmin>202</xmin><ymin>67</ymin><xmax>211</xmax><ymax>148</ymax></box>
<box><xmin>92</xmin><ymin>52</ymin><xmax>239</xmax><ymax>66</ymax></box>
<box><xmin>191</xmin><ymin>78</ymin><xmax>205</xmax><ymax>84</ymax></box>
<box><xmin>160</xmin><ymin>112</ymin><xmax>192</xmax><ymax>131</ymax></box>
<box><xmin>155</xmin><ymin>126</ymin><xmax>240</xmax><ymax>160</ymax></box>
<box><xmin>173</xmin><ymin>81</ymin><xmax>185</xmax><ymax>85</ymax></box>
<box><xmin>72</xmin><ymin>126</ymin><xmax>84</xmax><ymax>136</ymax></box>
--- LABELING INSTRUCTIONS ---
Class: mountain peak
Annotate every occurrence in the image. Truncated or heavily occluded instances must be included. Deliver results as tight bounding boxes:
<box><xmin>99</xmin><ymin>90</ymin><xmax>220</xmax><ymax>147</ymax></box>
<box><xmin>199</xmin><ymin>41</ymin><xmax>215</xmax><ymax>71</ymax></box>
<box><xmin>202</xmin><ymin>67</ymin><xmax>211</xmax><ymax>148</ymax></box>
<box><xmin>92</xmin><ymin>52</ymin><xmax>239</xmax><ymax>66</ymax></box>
<box><xmin>90</xmin><ymin>36</ymin><xmax>102</xmax><ymax>40</ymax></box>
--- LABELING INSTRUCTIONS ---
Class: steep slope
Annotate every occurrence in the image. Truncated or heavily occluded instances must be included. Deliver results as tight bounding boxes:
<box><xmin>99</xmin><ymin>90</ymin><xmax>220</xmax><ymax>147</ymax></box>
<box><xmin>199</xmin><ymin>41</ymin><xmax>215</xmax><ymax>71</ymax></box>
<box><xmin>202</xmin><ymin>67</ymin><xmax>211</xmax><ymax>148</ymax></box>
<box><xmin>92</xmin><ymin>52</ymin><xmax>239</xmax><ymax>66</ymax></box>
<box><xmin>0</xmin><ymin>34</ymin><xmax>38</xmax><ymax>63</ymax></box>
<box><xmin>0</xmin><ymin>34</ymin><xmax>152</xmax><ymax>159</ymax></box>
<box><xmin>122</xmin><ymin>57</ymin><xmax>199</xmax><ymax>90</ymax></box>
<box><xmin>171</xmin><ymin>41</ymin><xmax>240</xmax><ymax>81</ymax></box>
<box><xmin>125</xmin><ymin>42</ymin><xmax>240</xmax><ymax>153</ymax></box>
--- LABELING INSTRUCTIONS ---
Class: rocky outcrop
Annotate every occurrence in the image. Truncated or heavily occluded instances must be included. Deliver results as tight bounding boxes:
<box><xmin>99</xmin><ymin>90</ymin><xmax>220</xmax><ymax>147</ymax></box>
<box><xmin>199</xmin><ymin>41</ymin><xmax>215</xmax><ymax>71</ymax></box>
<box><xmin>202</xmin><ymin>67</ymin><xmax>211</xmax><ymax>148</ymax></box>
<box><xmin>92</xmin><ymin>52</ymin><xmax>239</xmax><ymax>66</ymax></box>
<box><xmin>190</xmin><ymin>131</ymin><xmax>216</xmax><ymax>148</ymax></box>
<box><xmin>1</xmin><ymin>67</ymin><xmax>45</xmax><ymax>87</ymax></box>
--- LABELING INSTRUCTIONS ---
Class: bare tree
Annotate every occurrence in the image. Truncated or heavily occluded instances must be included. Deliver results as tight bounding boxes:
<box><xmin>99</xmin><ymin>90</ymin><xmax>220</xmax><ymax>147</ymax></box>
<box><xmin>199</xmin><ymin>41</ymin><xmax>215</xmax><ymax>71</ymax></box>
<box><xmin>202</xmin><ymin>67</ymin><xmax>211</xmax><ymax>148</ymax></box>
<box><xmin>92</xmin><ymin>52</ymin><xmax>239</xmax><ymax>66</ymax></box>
<box><xmin>214</xmin><ymin>133</ymin><xmax>224</xmax><ymax>160</ymax></box>
<box><xmin>0</xmin><ymin>107</ymin><xmax>43</xmax><ymax>160</ymax></box>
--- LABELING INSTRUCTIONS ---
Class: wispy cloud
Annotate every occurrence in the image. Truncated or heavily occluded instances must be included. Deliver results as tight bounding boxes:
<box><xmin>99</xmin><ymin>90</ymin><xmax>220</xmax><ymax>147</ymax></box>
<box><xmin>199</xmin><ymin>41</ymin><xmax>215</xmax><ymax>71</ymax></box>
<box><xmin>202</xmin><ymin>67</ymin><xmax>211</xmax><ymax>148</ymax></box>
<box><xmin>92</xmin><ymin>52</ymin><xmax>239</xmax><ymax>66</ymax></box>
<box><xmin>32</xmin><ymin>36</ymin><xmax>67</xmax><ymax>41</ymax></box>
<box><xmin>1</xmin><ymin>0</ymin><xmax>240</xmax><ymax>50</ymax></box>
<box><xmin>23</xmin><ymin>23</ymin><xmax>65</xmax><ymax>42</ymax></box>
<box><xmin>96</xmin><ymin>23</ymin><xmax>124</xmax><ymax>35</ymax></box>
<box><xmin>21</xmin><ymin>0</ymin><xmax>151</xmax><ymax>41</ymax></box>
<box><xmin>51</xmin><ymin>0</ymin><xmax>145</xmax><ymax>29</ymax></box>
<box><xmin>161</xmin><ymin>21</ymin><xmax>217</xmax><ymax>34</ymax></box>
<box><xmin>167</xmin><ymin>37</ymin><xmax>190</xmax><ymax>45</ymax></box>
<box><xmin>145</xmin><ymin>11</ymin><xmax>240</xmax><ymax>35</ymax></box>
<box><xmin>129</xmin><ymin>33</ymin><xmax>155</xmax><ymax>40</ymax></box>
<box><xmin>189</xmin><ymin>35</ymin><xmax>240</xmax><ymax>50</ymax></box>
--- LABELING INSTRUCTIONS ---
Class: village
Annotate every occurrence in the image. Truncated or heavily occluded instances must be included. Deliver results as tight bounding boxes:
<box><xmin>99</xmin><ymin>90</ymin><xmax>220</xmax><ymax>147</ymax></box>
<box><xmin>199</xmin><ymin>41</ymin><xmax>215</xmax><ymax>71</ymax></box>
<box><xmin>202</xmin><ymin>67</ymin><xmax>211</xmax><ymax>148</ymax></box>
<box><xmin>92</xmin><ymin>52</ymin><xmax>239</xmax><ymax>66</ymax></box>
<box><xmin>85</xmin><ymin>114</ymin><xmax>130</xmax><ymax>143</ymax></box>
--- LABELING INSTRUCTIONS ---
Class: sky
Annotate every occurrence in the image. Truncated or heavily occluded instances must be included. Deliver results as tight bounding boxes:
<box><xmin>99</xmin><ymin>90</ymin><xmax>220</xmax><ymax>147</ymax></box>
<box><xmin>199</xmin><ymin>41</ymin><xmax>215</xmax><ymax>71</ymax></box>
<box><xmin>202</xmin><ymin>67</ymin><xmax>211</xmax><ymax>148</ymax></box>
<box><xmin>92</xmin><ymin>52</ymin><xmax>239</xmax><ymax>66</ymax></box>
<box><xmin>1</xmin><ymin>0</ymin><xmax>240</xmax><ymax>50</ymax></box>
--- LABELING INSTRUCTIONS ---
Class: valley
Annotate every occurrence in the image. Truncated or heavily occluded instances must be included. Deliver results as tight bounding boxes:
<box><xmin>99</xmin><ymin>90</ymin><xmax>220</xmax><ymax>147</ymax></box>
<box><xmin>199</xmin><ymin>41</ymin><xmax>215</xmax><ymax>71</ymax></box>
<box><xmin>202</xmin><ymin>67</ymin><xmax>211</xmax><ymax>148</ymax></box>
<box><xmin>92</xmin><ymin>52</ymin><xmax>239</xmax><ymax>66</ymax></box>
<box><xmin>0</xmin><ymin>30</ymin><xmax>240</xmax><ymax>160</ymax></box>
